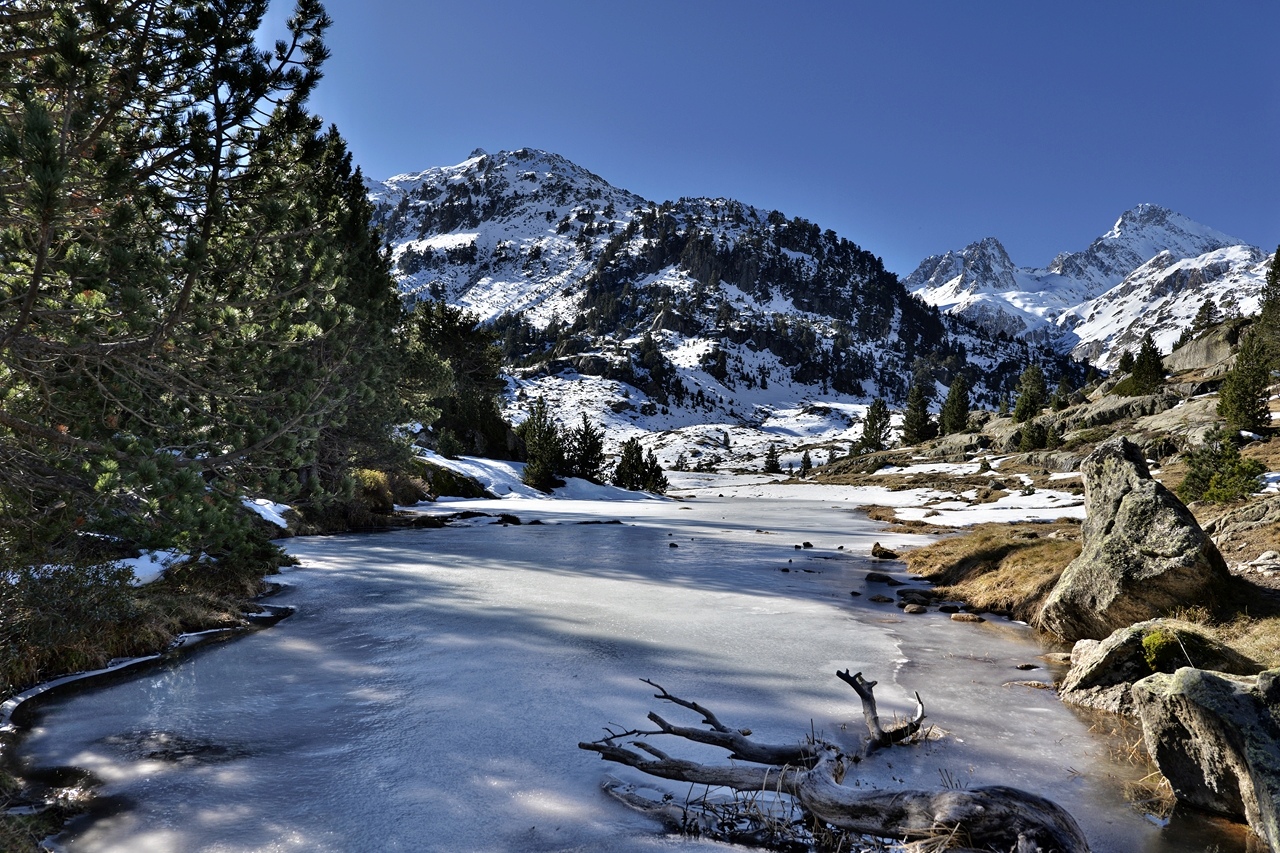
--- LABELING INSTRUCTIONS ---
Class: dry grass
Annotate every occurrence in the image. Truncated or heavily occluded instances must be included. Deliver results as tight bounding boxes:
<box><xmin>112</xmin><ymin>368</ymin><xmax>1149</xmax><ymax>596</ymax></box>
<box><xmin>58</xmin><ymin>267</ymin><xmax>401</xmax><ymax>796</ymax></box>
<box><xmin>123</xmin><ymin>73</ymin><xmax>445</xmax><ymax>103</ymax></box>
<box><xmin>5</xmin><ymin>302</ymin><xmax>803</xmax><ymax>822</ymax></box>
<box><xmin>902</xmin><ymin>522</ymin><xmax>1081</xmax><ymax>621</ymax></box>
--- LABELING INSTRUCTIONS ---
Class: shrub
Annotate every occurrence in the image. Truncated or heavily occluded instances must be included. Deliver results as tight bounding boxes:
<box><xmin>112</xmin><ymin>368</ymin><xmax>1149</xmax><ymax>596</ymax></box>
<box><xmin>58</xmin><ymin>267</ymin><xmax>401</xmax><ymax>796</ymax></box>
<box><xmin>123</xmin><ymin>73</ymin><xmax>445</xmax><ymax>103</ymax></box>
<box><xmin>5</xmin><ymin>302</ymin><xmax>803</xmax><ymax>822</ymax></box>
<box><xmin>1176</xmin><ymin>429</ymin><xmax>1266</xmax><ymax>503</ymax></box>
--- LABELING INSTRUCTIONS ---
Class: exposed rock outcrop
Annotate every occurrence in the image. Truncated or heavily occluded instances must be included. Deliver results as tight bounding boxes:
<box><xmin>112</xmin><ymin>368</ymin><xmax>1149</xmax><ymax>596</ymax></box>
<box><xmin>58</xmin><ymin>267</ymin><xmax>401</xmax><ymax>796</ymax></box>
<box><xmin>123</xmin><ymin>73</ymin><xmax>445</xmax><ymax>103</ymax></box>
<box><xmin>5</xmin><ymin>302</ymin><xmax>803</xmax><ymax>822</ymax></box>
<box><xmin>1132</xmin><ymin>667</ymin><xmax>1280</xmax><ymax>852</ymax></box>
<box><xmin>1038</xmin><ymin>437</ymin><xmax>1232</xmax><ymax>642</ymax></box>
<box><xmin>1161</xmin><ymin>319</ymin><xmax>1248</xmax><ymax>376</ymax></box>
<box><xmin>1059</xmin><ymin>620</ymin><xmax>1259</xmax><ymax>716</ymax></box>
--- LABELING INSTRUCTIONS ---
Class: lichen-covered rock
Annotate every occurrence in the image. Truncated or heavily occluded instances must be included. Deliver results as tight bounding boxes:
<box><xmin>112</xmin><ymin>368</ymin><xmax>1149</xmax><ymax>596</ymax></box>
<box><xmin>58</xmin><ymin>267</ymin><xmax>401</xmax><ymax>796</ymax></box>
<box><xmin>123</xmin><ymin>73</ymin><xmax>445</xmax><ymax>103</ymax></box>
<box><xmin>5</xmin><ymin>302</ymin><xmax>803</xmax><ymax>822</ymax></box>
<box><xmin>1059</xmin><ymin>619</ymin><xmax>1259</xmax><ymax>716</ymax></box>
<box><xmin>1132</xmin><ymin>667</ymin><xmax>1280</xmax><ymax>851</ymax></box>
<box><xmin>1038</xmin><ymin>437</ymin><xmax>1232</xmax><ymax>642</ymax></box>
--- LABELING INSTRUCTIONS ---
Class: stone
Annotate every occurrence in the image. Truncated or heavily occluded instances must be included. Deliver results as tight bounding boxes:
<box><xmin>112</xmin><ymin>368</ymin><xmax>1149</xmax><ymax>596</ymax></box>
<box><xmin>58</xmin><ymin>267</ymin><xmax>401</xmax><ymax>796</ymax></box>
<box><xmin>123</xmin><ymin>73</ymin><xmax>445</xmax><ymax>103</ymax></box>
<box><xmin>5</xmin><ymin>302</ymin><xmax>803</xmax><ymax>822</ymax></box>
<box><xmin>1058</xmin><ymin>620</ymin><xmax>1259</xmax><ymax>716</ymax></box>
<box><xmin>868</xmin><ymin>594</ymin><xmax>894</xmax><ymax>603</ymax></box>
<box><xmin>1132</xmin><ymin>667</ymin><xmax>1280</xmax><ymax>851</ymax></box>
<box><xmin>951</xmin><ymin>613</ymin><xmax>985</xmax><ymax>623</ymax></box>
<box><xmin>870</xmin><ymin>542</ymin><xmax>899</xmax><ymax>559</ymax></box>
<box><xmin>1038</xmin><ymin>437</ymin><xmax>1232</xmax><ymax>642</ymax></box>
<box><xmin>865</xmin><ymin>571</ymin><xmax>894</xmax><ymax>583</ymax></box>
<box><xmin>903</xmin><ymin>604</ymin><xmax>928</xmax><ymax>614</ymax></box>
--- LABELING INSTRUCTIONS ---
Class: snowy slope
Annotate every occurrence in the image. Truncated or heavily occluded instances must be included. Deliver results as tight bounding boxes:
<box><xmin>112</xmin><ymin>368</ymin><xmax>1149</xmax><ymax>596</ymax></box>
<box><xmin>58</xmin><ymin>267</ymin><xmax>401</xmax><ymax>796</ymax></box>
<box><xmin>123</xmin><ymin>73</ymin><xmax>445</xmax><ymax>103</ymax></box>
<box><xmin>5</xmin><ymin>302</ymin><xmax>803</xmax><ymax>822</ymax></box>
<box><xmin>370</xmin><ymin>149</ymin><xmax>1083</xmax><ymax>470</ymax></box>
<box><xmin>908</xmin><ymin>204</ymin><xmax>1266</xmax><ymax>364</ymax></box>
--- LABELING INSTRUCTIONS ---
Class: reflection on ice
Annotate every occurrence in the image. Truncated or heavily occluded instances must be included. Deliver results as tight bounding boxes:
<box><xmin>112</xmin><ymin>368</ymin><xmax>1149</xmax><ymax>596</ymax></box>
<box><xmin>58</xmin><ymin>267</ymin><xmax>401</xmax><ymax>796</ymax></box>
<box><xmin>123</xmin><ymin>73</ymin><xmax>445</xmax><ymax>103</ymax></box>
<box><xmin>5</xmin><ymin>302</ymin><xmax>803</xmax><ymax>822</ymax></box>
<box><xmin>17</xmin><ymin>496</ymin><xmax>1249</xmax><ymax>852</ymax></box>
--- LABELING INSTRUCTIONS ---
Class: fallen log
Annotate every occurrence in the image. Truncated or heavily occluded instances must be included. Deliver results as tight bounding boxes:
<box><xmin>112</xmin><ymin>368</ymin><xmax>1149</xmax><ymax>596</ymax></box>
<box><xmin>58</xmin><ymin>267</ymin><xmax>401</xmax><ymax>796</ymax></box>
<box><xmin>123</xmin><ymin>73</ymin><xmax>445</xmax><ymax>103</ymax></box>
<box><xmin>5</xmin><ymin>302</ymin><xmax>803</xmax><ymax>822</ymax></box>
<box><xmin>580</xmin><ymin>671</ymin><xmax>1090</xmax><ymax>853</ymax></box>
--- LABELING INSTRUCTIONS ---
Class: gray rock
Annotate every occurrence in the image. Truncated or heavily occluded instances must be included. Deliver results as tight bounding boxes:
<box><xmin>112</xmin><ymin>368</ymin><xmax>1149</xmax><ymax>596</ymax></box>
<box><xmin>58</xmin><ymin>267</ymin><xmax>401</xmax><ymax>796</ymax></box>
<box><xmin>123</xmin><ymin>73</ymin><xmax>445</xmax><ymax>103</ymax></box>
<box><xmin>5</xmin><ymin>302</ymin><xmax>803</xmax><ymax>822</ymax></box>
<box><xmin>1203</xmin><ymin>493</ymin><xmax>1280</xmax><ymax>542</ymax></box>
<box><xmin>1059</xmin><ymin>620</ymin><xmax>1259</xmax><ymax>716</ymax></box>
<box><xmin>1132</xmin><ymin>668</ymin><xmax>1280</xmax><ymax>851</ymax></box>
<box><xmin>1038</xmin><ymin>437</ymin><xmax>1232</xmax><ymax>642</ymax></box>
<box><xmin>1161</xmin><ymin>322</ymin><xmax>1244</xmax><ymax>375</ymax></box>
<box><xmin>1053</xmin><ymin>392</ymin><xmax>1179</xmax><ymax>433</ymax></box>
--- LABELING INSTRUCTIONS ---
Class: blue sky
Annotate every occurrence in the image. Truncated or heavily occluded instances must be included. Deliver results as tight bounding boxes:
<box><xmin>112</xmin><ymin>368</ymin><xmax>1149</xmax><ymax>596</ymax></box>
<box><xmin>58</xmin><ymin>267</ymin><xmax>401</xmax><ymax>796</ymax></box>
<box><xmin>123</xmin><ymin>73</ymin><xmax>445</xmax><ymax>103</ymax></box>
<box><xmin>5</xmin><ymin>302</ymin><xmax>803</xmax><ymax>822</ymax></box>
<box><xmin>267</xmin><ymin>1</ymin><xmax>1279</xmax><ymax>276</ymax></box>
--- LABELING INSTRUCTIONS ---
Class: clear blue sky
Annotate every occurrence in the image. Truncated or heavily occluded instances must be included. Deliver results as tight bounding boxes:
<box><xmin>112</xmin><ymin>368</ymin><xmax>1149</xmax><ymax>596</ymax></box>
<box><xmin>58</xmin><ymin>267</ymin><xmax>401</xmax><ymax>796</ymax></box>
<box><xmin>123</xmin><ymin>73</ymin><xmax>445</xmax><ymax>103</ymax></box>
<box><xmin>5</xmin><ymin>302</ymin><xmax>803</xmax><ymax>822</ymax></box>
<box><xmin>265</xmin><ymin>1</ymin><xmax>1279</xmax><ymax>276</ymax></box>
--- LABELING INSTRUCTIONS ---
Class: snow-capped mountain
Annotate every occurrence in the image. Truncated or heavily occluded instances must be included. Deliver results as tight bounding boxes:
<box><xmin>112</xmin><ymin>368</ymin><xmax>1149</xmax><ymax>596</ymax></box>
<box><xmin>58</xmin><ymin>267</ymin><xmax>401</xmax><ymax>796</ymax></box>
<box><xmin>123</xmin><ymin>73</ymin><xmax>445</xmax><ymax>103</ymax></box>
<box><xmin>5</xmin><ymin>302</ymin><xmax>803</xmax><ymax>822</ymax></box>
<box><xmin>908</xmin><ymin>204</ymin><xmax>1269</xmax><ymax>367</ymax></box>
<box><xmin>368</xmin><ymin>148</ymin><xmax>1082</xmax><ymax>466</ymax></box>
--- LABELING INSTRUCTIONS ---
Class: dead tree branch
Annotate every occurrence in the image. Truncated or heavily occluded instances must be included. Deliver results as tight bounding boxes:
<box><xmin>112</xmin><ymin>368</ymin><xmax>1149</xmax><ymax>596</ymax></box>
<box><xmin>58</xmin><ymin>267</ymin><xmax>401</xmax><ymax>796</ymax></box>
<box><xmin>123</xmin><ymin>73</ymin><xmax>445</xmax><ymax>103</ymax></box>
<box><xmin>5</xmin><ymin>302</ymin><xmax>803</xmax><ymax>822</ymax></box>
<box><xmin>579</xmin><ymin>673</ymin><xmax>1090</xmax><ymax>853</ymax></box>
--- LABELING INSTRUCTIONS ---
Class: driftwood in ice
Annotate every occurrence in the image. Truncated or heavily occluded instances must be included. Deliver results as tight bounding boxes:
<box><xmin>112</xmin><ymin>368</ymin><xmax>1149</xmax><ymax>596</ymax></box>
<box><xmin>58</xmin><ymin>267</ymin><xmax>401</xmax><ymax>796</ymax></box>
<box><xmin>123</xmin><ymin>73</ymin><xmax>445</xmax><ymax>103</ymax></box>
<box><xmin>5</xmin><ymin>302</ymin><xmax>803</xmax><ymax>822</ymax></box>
<box><xmin>580</xmin><ymin>670</ymin><xmax>1090</xmax><ymax>853</ymax></box>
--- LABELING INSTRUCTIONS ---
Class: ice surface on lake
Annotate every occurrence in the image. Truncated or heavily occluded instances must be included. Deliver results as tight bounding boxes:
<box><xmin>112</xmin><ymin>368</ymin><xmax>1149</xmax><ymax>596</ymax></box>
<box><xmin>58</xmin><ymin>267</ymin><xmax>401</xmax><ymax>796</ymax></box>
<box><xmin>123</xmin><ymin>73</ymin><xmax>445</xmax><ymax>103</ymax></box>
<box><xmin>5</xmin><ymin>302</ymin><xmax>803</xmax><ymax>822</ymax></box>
<box><xmin>19</xmin><ymin>496</ymin><xmax>1248</xmax><ymax>852</ymax></box>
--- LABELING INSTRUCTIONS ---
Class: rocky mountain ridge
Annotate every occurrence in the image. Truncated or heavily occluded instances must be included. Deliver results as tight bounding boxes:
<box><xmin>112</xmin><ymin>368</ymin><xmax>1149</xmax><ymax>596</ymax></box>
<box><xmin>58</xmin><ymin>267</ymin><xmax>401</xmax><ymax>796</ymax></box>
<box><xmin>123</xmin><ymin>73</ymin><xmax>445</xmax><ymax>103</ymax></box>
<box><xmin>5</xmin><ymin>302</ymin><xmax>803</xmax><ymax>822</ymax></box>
<box><xmin>367</xmin><ymin>148</ymin><xmax>1082</xmax><ymax>466</ymax></box>
<box><xmin>907</xmin><ymin>204</ymin><xmax>1271</xmax><ymax>369</ymax></box>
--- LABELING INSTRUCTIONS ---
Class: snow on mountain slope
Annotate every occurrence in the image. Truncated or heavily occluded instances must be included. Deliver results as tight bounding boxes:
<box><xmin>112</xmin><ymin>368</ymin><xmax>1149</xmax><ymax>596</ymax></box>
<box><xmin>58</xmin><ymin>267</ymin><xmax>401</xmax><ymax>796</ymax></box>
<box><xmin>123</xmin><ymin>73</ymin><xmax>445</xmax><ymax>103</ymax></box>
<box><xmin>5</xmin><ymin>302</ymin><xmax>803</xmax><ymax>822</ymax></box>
<box><xmin>1061</xmin><ymin>244</ymin><xmax>1270</xmax><ymax>368</ymax></box>
<box><xmin>370</xmin><ymin>148</ymin><xmax>1084</xmax><ymax>470</ymax></box>
<box><xmin>367</xmin><ymin>148</ymin><xmax>647</xmax><ymax>326</ymax></box>
<box><xmin>908</xmin><ymin>204</ymin><xmax>1262</xmax><ymax>364</ymax></box>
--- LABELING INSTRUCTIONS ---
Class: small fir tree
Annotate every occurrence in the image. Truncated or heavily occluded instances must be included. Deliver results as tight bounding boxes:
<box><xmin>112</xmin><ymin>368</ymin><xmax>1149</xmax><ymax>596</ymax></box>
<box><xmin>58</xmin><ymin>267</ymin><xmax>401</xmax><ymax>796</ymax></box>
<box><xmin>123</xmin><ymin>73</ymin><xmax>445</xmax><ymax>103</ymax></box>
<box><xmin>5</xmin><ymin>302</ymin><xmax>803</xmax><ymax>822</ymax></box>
<box><xmin>1012</xmin><ymin>364</ymin><xmax>1047</xmax><ymax>424</ymax></box>
<box><xmin>1177</xmin><ymin>429</ymin><xmax>1265</xmax><ymax>503</ymax></box>
<box><xmin>901</xmin><ymin>381</ymin><xmax>937</xmax><ymax>445</ymax></box>
<box><xmin>517</xmin><ymin>400</ymin><xmax>564</xmax><ymax>491</ymax></box>
<box><xmin>800</xmin><ymin>450</ymin><xmax>813</xmax><ymax>477</ymax></box>
<box><xmin>564</xmin><ymin>414</ymin><xmax>606</xmax><ymax>482</ymax></box>
<box><xmin>763</xmin><ymin>444</ymin><xmax>782</xmax><ymax>474</ymax></box>
<box><xmin>1217</xmin><ymin>330</ymin><xmax>1272</xmax><ymax>433</ymax></box>
<box><xmin>1131</xmin><ymin>334</ymin><xmax>1165</xmax><ymax>395</ymax></box>
<box><xmin>858</xmin><ymin>398</ymin><xmax>892</xmax><ymax>453</ymax></box>
<box><xmin>939</xmin><ymin>374</ymin><xmax>971</xmax><ymax>435</ymax></box>
<box><xmin>612</xmin><ymin>438</ymin><xmax>668</xmax><ymax>494</ymax></box>
<box><xmin>1117</xmin><ymin>350</ymin><xmax>1136</xmax><ymax>374</ymax></box>
<box><xmin>1192</xmin><ymin>298</ymin><xmax>1220</xmax><ymax>334</ymax></box>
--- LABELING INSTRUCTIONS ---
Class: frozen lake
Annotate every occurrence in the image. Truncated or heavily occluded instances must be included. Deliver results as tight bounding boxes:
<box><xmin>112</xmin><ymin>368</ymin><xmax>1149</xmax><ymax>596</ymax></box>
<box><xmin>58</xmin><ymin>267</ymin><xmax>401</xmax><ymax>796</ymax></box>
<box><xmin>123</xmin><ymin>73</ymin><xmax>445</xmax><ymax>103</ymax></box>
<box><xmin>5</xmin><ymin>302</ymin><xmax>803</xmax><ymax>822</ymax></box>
<box><xmin>17</xmin><ymin>492</ymin><xmax>1249</xmax><ymax>852</ymax></box>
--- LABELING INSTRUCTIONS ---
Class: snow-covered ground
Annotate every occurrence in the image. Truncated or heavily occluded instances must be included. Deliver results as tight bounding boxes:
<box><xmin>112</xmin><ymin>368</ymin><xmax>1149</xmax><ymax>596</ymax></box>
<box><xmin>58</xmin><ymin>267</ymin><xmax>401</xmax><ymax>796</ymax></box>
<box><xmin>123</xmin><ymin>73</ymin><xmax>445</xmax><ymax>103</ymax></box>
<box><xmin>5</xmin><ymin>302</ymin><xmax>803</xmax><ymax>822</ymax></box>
<box><xmin>417</xmin><ymin>452</ymin><xmax>1089</xmax><ymax>529</ymax></box>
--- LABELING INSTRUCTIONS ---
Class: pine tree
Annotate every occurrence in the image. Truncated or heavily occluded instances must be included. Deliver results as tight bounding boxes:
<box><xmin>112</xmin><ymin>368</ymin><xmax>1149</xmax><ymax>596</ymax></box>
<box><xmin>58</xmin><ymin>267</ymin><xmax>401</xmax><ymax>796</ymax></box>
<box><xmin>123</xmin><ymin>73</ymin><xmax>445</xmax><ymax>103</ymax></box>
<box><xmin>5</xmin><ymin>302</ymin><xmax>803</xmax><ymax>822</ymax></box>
<box><xmin>1131</xmin><ymin>334</ymin><xmax>1165</xmax><ymax>395</ymax></box>
<box><xmin>1192</xmin><ymin>298</ymin><xmax>1220</xmax><ymax>334</ymax></box>
<box><xmin>763</xmin><ymin>444</ymin><xmax>782</xmax><ymax>474</ymax></box>
<box><xmin>1012</xmin><ymin>365</ymin><xmax>1047</xmax><ymax>423</ymax></box>
<box><xmin>1258</xmin><ymin>246</ymin><xmax>1280</xmax><ymax>368</ymax></box>
<box><xmin>858</xmin><ymin>398</ymin><xmax>892</xmax><ymax>453</ymax></box>
<box><xmin>1217</xmin><ymin>330</ymin><xmax>1271</xmax><ymax>433</ymax></box>
<box><xmin>1177</xmin><ymin>428</ymin><xmax>1265</xmax><ymax>503</ymax></box>
<box><xmin>1117</xmin><ymin>350</ymin><xmax>1136</xmax><ymax>374</ymax></box>
<box><xmin>939</xmin><ymin>374</ymin><xmax>971</xmax><ymax>435</ymax></box>
<box><xmin>0</xmin><ymin>1</ymin><xmax>414</xmax><ymax>566</ymax></box>
<box><xmin>613</xmin><ymin>438</ymin><xmax>668</xmax><ymax>494</ymax></box>
<box><xmin>800</xmin><ymin>450</ymin><xmax>813</xmax><ymax>477</ymax></box>
<box><xmin>517</xmin><ymin>400</ymin><xmax>564</xmax><ymax>491</ymax></box>
<box><xmin>564</xmin><ymin>414</ymin><xmax>606</xmax><ymax>482</ymax></box>
<box><xmin>901</xmin><ymin>381</ymin><xmax>937</xmax><ymax>445</ymax></box>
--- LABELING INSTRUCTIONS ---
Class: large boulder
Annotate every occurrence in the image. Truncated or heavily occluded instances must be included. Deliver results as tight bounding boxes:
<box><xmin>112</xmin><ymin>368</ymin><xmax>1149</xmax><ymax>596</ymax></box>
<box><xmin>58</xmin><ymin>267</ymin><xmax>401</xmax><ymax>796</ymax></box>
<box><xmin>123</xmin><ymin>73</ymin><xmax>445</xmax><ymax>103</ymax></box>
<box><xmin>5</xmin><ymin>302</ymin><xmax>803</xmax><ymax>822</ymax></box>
<box><xmin>1132</xmin><ymin>667</ymin><xmax>1280</xmax><ymax>851</ymax></box>
<box><xmin>1038</xmin><ymin>437</ymin><xmax>1232</xmax><ymax>642</ymax></box>
<box><xmin>1059</xmin><ymin>619</ymin><xmax>1259</xmax><ymax>716</ymax></box>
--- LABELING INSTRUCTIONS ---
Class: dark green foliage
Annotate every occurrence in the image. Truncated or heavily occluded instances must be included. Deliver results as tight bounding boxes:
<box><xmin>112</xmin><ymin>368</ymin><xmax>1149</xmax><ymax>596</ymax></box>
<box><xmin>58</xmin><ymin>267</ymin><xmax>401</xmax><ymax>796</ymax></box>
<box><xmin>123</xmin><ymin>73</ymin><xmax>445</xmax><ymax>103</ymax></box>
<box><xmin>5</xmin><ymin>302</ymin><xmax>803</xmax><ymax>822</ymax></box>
<box><xmin>1258</xmin><ymin>246</ymin><xmax>1280</xmax><ymax>368</ymax></box>
<box><xmin>1217</xmin><ymin>329</ymin><xmax>1272</xmax><ymax>432</ymax></box>
<box><xmin>1012</xmin><ymin>365</ymin><xmax>1047</xmax><ymax>423</ymax></box>
<box><xmin>1130</xmin><ymin>334</ymin><xmax>1165</xmax><ymax>395</ymax></box>
<box><xmin>0</xmin><ymin>1</ymin><xmax>422</xmax><ymax>570</ymax></box>
<box><xmin>1192</xmin><ymin>298</ymin><xmax>1221</xmax><ymax>335</ymax></box>
<box><xmin>612</xmin><ymin>438</ymin><xmax>668</xmax><ymax>494</ymax></box>
<box><xmin>436</xmin><ymin>429</ymin><xmax>464</xmax><ymax>460</ymax></box>
<box><xmin>1050</xmin><ymin>380</ymin><xmax>1073</xmax><ymax>412</ymax></box>
<box><xmin>1117</xmin><ymin>350</ymin><xmax>1136</xmax><ymax>374</ymax></box>
<box><xmin>939</xmin><ymin>374</ymin><xmax>971</xmax><ymax>435</ymax></box>
<box><xmin>516</xmin><ymin>400</ymin><xmax>564</xmax><ymax>491</ymax></box>
<box><xmin>406</xmin><ymin>300</ymin><xmax>511</xmax><ymax>458</ymax></box>
<box><xmin>901</xmin><ymin>381</ymin><xmax>937</xmax><ymax>445</ymax></box>
<box><xmin>564</xmin><ymin>414</ymin><xmax>607</xmax><ymax>482</ymax></box>
<box><xmin>0</xmin><ymin>562</ymin><xmax>138</xmax><ymax>695</ymax></box>
<box><xmin>1177</xmin><ymin>429</ymin><xmax>1265</xmax><ymax>503</ymax></box>
<box><xmin>858</xmin><ymin>398</ymin><xmax>892</xmax><ymax>453</ymax></box>
<box><xmin>763</xmin><ymin>443</ymin><xmax>782</xmax><ymax>474</ymax></box>
<box><xmin>800</xmin><ymin>450</ymin><xmax>813</xmax><ymax>477</ymax></box>
<box><xmin>1018</xmin><ymin>421</ymin><xmax>1061</xmax><ymax>452</ymax></box>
